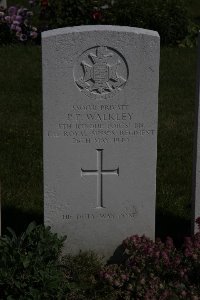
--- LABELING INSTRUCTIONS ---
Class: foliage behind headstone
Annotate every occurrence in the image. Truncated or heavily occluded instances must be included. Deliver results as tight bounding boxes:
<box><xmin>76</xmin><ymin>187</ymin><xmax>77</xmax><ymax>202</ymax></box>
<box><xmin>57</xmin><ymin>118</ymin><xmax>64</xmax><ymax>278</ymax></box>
<box><xmin>44</xmin><ymin>0</ymin><xmax>191</xmax><ymax>46</ymax></box>
<box><xmin>112</xmin><ymin>0</ymin><xmax>190</xmax><ymax>45</ymax></box>
<box><xmin>0</xmin><ymin>0</ymin><xmax>197</xmax><ymax>46</ymax></box>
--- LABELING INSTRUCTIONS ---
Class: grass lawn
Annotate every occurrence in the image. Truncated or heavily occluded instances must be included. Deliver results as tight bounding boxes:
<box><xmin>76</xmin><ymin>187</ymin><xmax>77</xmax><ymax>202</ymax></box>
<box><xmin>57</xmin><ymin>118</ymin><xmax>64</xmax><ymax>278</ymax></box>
<box><xmin>0</xmin><ymin>45</ymin><xmax>198</xmax><ymax>241</ymax></box>
<box><xmin>156</xmin><ymin>47</ymin><xmax>197</xmax><ymax>241</ymax></box>
<box><xmin>188</xmin><ymin>0</ymin><xmax>200</xmax><ymax>23</ymax></box>
<box><xmin>0</xmin><ymin>45</ymin><xmax>43</xmax><ymax>232</ymax></box>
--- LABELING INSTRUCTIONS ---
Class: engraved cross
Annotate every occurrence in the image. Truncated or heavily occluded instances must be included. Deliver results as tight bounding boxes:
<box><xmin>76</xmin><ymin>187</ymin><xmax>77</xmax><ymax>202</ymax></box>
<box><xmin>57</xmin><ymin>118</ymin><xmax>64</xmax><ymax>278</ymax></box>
<box><xmin>81</xmin><ymin>149</ymin><xmax>119</xmax><ymax>209</ymax></box>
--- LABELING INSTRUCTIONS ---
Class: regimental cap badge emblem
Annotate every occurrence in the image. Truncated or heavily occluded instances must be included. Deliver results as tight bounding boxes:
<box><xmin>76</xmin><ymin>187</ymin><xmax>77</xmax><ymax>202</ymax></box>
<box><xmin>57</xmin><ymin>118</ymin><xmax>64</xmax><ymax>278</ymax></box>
<box><xmin>74</xmin><ymin>46</ymin><xmax>128</xmax><ymax>99</ymax></box>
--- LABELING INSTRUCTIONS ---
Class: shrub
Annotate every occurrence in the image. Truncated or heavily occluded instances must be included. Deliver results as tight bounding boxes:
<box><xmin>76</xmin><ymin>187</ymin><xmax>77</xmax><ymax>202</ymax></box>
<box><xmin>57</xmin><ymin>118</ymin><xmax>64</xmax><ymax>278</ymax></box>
<box><xmin>42</xmin><ymin>0</ymin><xmax>112</xmax><ymax>28</ymax></box>
<box><xmin>0</xmin><ymin>222</ymin><xmax>68</xmax><ymax>299</ymax></box>
<box><xmin>0</xmin><ymin>223</ymin><xmax>112</xmax><ymax>299</ymax></box>
<box><xmin>0</xmin><ymin>5</ymin><xmax>39</xmax><ymax>45</ymax></box>
<box><xmin>100</xmin><ymin>218</ymin><xmax>200</xmax><ymax>299</ymax></box>
<box><xmin>35</xmin><ymin>0</ymin><xmax>191</xmax><ymax>46</ymax></box>
<box><xmin>179</xmin><ymin>21</ymin><xmax>200</xmax><ymax>48</ymax></box>
<box><xmin>112</xmin><ymin>0</ymin><xmax>190</xmax><ymax>45</ymax></box>
<box><xmin>0</xmin><ymin>0</ymin><xmax>196</xmax><ymax>46</ymax></box>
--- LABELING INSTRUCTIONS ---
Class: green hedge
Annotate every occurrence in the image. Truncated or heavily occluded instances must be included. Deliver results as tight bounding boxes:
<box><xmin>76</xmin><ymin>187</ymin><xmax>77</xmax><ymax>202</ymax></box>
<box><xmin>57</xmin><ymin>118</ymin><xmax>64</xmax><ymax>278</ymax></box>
<box><xmin>45</xmin><ymin>0</ymin><xmax>190</xmax><ymax>45</ymax></box>
<box><xmin>0</xmin><ymin>0</ymin><xmax>197</xmax><ymax>46</ymax></box>
<box><xmin>112</xmin><ymin>0</ymin><xmax>190</xmax><ymax>45</ymax></box>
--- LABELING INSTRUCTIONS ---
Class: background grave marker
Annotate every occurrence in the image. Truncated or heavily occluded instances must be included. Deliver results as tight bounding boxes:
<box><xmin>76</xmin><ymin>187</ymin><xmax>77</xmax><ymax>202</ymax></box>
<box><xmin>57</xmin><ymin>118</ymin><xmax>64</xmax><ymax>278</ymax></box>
<box><xmin>193</xmin><ymin>32</ymin><xmax>200</xmax><ymax>233</ymax></box>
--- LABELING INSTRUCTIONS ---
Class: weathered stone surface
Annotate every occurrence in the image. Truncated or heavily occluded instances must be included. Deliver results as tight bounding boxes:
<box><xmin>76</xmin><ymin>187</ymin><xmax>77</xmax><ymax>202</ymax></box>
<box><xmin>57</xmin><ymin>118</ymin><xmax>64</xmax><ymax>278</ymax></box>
<box><xmin>0</xmin><ymin>0</ymin><xmax>7</xmax><ymax>8</ymax></box>
<box><xmin>42</xmin><ymin>25</ymin><xmax>160</xmax><ymax>259</ymax></box>
<box><xmin>193</xmin><ymin>33</ymin><xmax>200</xmax><ymax>233</ymax></box>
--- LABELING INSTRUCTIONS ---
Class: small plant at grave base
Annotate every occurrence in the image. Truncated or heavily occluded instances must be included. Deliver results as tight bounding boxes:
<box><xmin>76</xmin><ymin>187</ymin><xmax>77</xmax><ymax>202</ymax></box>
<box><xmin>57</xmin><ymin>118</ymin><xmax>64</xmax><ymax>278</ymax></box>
<box><xmin>60</xmin><ymin>252</ymin><xmax>118</xmax><ymax>300</ymax></box>
<box><xmin>0</xmin><ymin>222</ymin><xmax>68</xmax><ymax>299</ymax></box>
<box><xmin>0</xmin><ymin>4</ymin><xmax>38</xmax><ymax>44</ymax></box>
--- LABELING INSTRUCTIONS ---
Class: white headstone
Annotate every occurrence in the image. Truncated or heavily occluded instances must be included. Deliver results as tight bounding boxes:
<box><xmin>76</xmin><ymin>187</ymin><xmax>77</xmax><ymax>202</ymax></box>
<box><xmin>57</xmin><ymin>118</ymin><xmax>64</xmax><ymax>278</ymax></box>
<box><xmin>43</xmin><ymin>25</ymin><xmax>160</xmax><ymax>259</ymax></box>
<box><xmin>193</xmin><ymin>32</ymin><xmax>200</xmax><ymax>233</ymax></box>
<box><xmin>0</xmin><ymin>0</ymin><xmax>7</xmax><ymax>8</ymax></box>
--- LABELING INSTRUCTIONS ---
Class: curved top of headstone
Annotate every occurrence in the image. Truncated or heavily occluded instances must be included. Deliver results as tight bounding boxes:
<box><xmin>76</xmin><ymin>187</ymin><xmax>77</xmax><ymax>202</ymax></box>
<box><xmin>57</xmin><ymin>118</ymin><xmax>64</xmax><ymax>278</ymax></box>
<box><xmin>42</xmin><ymin>25</ymin><xmax>159</xmax><ymax>39</ymax></box>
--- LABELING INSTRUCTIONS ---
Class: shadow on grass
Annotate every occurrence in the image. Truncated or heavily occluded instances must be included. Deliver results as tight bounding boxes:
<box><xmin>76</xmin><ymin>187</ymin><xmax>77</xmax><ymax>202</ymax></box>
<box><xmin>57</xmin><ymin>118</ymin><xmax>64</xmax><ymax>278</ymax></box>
<box><xmin>108</xmin><ymin>209</ymin><xmax>191</xmax><ymax>264</ymax></box>
<box><xmin>1</xmin><ymin>206</ymin><xmax>192</xmax><ymax>264</ymax></box>
<box><xmin>156</xmin><ymin>208</ymin><xmax>191</xmax><ymax>247</ymax></box>
<box><xmin>1</xmin><ymin>206</ymin><xmax>43</xmax><ymax>235</ymax></box>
